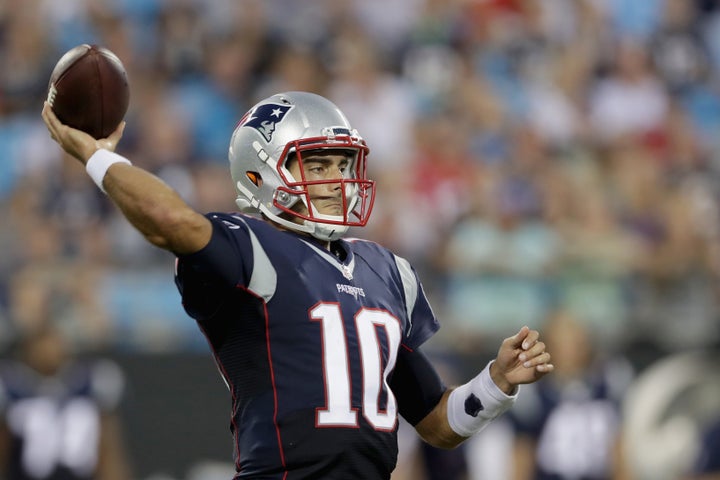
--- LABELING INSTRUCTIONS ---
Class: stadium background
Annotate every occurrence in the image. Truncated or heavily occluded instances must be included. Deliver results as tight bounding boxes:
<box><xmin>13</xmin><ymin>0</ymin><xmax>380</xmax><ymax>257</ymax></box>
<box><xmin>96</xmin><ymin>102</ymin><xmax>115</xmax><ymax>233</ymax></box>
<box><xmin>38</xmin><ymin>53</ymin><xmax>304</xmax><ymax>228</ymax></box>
<box><xmin>1</xmin><ymin>0</ymin><xmax>720</xmax><ymax>478</ymax></box>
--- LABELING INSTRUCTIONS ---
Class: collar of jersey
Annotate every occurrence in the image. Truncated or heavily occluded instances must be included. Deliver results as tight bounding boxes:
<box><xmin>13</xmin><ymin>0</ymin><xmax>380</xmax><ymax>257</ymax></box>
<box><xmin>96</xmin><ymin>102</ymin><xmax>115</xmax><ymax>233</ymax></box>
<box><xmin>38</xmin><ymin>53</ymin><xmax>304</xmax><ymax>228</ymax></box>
<box><xmin>299</xmin><ymin>238</ymin><xmax>356</xmax><ymax>278</ymax></box>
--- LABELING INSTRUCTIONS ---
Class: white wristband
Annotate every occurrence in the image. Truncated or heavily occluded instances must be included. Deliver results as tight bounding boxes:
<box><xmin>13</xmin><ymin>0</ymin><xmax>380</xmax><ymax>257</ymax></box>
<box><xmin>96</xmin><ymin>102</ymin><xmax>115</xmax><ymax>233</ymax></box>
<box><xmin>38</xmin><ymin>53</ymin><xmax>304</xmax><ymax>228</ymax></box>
<box><xmin>85</xmin><ymin>149</ymin><xmax>131</xmax><ymax>193</ymax></box>
<box><xmin>447</xmin><ymin>361</ymin><xmax>519</xmax><ymax>437</ymax></box>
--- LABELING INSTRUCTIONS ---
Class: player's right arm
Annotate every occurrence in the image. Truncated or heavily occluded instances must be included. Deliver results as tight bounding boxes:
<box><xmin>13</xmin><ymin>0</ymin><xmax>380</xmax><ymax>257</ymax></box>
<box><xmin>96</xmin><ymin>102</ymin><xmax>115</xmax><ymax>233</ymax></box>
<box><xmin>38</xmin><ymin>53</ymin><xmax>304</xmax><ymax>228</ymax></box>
<box><xmin>41</xmin><ymin>102</ymin><xmax>211</xmax><ymax>255</ymax></box>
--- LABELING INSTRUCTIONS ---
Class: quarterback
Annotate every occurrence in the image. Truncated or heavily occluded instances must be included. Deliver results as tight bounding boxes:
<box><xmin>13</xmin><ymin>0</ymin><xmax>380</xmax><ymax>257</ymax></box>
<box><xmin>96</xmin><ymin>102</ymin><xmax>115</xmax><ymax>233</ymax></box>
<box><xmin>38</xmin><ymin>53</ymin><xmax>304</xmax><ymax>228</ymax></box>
<box><xmin>42</xmin><ymin>91</ymin><xmax>553</xmax><ymax>479</ymax></box>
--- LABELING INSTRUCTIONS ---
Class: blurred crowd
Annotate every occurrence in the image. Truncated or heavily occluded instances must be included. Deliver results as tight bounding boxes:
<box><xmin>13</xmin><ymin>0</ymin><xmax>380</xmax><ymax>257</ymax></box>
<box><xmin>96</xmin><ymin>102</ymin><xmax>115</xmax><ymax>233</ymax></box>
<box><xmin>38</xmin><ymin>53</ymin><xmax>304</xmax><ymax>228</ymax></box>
<box><xmin>3</xmin><ymin>0</ymin><xmax>720</xmax><ymax>354</ymax></box>
<box><xmin>2</xmin><ymin>0</ymin><xmax>720</xmax><ymax>478</ymax></box>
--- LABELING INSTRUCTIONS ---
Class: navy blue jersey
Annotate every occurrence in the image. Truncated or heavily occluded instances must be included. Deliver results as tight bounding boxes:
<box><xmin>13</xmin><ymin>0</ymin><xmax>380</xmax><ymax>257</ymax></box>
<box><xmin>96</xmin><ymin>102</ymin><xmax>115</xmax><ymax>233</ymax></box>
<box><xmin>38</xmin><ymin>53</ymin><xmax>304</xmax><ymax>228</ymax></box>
<box><xmin>0</xmin><ymin>359</ymin><xmax>124</xmax><ymax>480</ymax></box>
<box><xmin>174</xmin><ymin>213</ymin><xmax>440</xmax><ymax>479</ymax></box>
<box><xmin>693</xmin><ymin>416</ymin><xmax>720</xmax><ymax>475</ymax></box>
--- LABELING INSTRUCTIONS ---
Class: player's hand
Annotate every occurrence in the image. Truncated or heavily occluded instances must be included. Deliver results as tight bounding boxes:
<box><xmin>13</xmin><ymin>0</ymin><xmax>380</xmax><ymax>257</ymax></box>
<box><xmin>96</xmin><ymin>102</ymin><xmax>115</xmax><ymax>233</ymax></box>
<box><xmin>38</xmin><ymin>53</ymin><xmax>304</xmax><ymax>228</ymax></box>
<box><xmin>490</xmin><ymin>326</ymin><xmax>553</xmax><ymax>394</ymax></box>
<box><xmin>42</xmin><ymin>102</ymin><xmax>125</xmax><ymax>165</ymax></box>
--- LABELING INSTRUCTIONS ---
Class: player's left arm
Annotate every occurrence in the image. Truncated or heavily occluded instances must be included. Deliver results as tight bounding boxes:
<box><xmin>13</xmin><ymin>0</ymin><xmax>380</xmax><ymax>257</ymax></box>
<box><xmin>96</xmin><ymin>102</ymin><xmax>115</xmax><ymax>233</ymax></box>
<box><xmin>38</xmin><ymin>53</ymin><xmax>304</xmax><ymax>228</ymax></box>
<box><xmin>412</xmin><ymin>326</ymin><xmax>554</xmax><ymax>449</ymax></box>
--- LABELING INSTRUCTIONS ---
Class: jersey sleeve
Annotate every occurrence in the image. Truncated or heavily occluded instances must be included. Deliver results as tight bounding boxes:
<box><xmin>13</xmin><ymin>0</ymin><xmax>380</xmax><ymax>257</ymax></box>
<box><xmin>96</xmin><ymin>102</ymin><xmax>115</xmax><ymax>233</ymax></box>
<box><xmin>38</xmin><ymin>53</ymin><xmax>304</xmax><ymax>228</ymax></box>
<box><xmin>390</xmin><ymin>346</ymin><xmax>447</xmax><ymax>425</ymax></box>
<box><xmin>174</xmin><ymin>213</ymin><xmax>254</xmax><ymax>320</ymax></box>
<box><xmin>392</xmin><ymin>254</ymin><xmax>440</xmax><ymax>350</ymax></box>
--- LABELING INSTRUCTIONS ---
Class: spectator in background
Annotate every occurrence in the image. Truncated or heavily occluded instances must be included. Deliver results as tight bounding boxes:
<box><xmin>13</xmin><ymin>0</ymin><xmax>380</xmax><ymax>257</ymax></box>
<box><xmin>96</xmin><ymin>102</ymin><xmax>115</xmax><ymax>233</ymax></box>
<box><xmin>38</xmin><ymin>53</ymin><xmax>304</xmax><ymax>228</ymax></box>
<box><xmin>327</xmin><ymin>23</ymin><xmax>416</xmax><ymax>175</ymax></box>
<box><xmin>0</xmin><ymin>323</ymin><xmax>132</xmax><ymax>480</ymax></box>
<box><xmin>588</xmin><ymin>38</ymin><xmax>669</xmax><ymax>143</ymax></box>
<box><xmin>649</xmin><ymin>0</ymin><xmax>710</xmax><ymax>94</ymax></box>
<box><xmin>436</xmin><ymin>130</ymin><xmax>564</xmax><ymax>342</ymax></box>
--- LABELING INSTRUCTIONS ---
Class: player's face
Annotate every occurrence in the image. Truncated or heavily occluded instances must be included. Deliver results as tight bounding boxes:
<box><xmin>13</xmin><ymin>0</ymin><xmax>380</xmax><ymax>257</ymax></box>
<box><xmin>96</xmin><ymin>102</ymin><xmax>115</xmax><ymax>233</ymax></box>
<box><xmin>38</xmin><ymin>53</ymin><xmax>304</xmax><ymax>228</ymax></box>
<box><xmin>287</xmin><ymin>150</ymin><xmax>352</xmax><ymax>217</ymax></box>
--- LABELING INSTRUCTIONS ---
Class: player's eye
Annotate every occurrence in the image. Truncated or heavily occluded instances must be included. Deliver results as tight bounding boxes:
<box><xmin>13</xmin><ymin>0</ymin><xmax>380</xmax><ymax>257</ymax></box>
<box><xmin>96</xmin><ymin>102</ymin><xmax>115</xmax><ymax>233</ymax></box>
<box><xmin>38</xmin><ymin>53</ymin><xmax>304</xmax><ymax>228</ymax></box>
<box><xmin>307</xmin><ymin>164</ymin><xmax>325</xmax><ymax>174</ymax></box>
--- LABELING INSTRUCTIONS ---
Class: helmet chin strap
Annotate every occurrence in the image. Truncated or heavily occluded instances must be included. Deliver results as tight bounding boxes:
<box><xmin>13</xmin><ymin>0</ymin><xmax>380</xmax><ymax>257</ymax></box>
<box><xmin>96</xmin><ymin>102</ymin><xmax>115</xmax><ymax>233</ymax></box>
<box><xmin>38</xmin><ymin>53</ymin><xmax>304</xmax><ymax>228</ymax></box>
<box><xmin>253</xmin><ymin>201</ymin><xmax>350</xmax><ymax>242</ymax></box>
<box><xmin>296</xmin><ymin>195</ymin><xmax>353</xmax><ymax>241</ymax></box>
<box><xmin>304</xmin><ymin>218</ymin><xmax>349</xmax><ymax>242</ymax></box>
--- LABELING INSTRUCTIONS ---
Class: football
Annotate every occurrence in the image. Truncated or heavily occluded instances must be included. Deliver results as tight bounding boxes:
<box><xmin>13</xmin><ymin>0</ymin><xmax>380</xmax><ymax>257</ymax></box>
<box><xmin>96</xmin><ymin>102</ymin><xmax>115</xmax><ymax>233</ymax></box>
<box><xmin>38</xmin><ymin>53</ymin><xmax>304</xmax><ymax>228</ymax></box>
<box><xmin>47</xmin><ymin>44</ymin><xmax>130</xmax><ymax>139</ymax></box>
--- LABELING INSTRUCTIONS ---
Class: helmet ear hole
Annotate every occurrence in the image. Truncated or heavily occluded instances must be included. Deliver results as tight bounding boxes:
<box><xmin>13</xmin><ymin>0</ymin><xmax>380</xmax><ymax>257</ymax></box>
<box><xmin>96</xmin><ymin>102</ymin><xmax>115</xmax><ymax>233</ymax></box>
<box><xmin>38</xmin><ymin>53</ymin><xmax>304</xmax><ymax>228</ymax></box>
<box><xmin>246</xmin><ymin>171</ymin><xmax>262</xmax><ymax>187</ymax></box>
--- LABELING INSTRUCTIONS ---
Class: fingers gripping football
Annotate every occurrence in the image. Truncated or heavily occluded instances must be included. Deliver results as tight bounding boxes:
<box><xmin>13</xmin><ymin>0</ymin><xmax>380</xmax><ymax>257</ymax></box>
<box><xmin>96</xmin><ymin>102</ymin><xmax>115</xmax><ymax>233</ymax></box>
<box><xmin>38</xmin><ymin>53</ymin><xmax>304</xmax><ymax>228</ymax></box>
<box><xmin>42</xmin><ymin>102</ymin><xmax>125</xmax><ymax>164</ymax></box>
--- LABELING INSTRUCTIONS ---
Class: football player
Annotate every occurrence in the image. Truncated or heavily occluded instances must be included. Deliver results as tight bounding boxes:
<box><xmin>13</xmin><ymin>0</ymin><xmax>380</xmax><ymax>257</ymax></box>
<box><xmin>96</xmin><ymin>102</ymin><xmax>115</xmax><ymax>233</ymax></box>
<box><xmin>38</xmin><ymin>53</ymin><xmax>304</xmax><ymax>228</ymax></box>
<box><xmin>0</xmin><ymin>324</ymin><xmax>131</xmax><ymax>480</ymax></box>
<box><xmin>42</xmin><ymin>91</ymin><xmax>554</xmax><ymax>479</ymax></box>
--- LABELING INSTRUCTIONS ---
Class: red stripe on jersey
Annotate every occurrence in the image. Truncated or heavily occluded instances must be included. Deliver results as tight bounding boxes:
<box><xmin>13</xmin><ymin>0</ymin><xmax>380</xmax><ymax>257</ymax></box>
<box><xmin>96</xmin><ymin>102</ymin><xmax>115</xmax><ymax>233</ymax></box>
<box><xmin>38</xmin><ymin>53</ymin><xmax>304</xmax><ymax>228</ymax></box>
<box><xmin>237</xmin><ymin>284</ymin><xmax>288</xmax><ymax>477</ymax></box>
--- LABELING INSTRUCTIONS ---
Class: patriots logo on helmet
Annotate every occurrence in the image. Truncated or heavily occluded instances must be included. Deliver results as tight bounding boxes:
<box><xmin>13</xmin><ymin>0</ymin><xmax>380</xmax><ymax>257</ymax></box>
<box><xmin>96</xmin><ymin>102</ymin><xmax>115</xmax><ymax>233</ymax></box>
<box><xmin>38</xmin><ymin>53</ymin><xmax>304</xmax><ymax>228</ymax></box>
<box><xmin>241</xmin><ymin>103</ymin><xmax>293</xmax><ymax>142</ymax></box>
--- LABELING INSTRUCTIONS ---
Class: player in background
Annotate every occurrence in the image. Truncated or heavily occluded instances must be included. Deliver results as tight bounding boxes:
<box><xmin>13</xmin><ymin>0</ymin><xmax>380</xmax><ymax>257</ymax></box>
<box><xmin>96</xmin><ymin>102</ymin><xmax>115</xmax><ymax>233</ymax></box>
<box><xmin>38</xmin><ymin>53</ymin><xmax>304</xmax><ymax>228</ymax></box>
<box><xmin>508</xmin><ymin>311</ymin><xmax>633</xmax><ymax>480</ymax></box>
<box><xmin>41</xmin><ymin>91</ymin><xmax>554</xmax><ymax>479</ymax></box>
<box><xmin>687</xmin><ymin>415</ymin><xmax>720</xmax><ymax>479</ymax></box>
<box><xmin>0</xmin><ymin>323</ymin><xmax>132</xmax><ymax>480</ymax></box>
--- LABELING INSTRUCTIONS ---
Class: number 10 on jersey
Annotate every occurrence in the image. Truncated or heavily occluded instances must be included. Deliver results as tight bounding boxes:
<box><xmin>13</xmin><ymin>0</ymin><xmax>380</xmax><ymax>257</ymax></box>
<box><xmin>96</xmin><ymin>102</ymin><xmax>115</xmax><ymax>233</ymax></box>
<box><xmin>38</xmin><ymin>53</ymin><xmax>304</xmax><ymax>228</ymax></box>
<box><xmin>310</xmin><ymin>303</ymin><xmax>402</xmax><ymax>431</ymax></box>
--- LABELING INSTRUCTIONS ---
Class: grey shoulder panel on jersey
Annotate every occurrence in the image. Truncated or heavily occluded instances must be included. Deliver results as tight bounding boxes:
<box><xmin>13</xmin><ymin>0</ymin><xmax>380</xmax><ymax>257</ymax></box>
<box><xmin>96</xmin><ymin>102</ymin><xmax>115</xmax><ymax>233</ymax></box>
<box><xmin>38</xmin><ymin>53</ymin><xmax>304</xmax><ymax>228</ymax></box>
<box><xmin>233</xmin><ymin>216</ymin><xmax>277</xmax><ymax>302</ymax></box>
<box><xmin>393</xmin><ymin>254</ymin><xmax>418</xmax><ymax>335</ymax></box>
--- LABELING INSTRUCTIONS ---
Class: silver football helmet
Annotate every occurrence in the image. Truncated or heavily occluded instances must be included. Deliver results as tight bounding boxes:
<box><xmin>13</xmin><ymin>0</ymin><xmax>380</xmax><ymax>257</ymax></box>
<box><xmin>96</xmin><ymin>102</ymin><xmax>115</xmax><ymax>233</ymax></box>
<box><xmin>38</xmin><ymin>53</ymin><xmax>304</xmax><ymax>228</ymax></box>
<box><xmin>229</xmin><ymin>91</ymin><xmax>376</xmax><ymax>241</ymax></box>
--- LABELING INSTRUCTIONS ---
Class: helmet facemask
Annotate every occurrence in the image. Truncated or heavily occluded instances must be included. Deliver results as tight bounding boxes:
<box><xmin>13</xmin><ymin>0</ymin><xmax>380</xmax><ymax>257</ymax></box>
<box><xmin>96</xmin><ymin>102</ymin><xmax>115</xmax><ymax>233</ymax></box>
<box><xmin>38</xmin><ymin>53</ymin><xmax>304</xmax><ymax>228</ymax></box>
<box><xmin>272</xmin><ymin>133</ymin><xmax>375</xmax><ymax>241</ymax></box>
